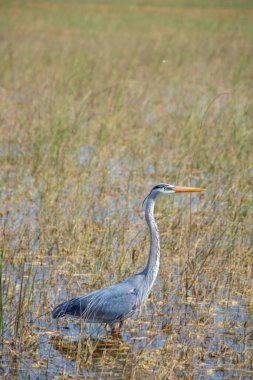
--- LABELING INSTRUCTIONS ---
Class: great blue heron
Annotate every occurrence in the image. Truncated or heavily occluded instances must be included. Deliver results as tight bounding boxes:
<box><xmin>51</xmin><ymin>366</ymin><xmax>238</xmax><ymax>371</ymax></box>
<box><xmin>52</xmin><ymin>183</ymin><xmax>205</xmax><ymax>336</ymax></box>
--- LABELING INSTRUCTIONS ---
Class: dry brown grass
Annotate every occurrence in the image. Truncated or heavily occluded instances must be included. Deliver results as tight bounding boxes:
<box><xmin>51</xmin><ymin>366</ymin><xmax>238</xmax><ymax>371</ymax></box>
<box><xmin>0</xmin><ymin>0</ymin><xmax>252</xmax><ymax>378</ymax></box>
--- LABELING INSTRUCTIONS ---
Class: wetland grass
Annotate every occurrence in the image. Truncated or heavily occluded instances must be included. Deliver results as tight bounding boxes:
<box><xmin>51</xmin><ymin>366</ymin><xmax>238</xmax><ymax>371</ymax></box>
<box><xmin>0</xmin><ymin>0</ymin><xmax>252</xmax><ymax>378</ymax></box>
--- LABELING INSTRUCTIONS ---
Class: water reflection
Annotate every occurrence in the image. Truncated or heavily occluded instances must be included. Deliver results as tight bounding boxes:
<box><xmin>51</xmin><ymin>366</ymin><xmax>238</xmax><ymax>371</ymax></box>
<box><xmin>50</xmin><ymin>334</ymin><xmax>136</xmax><ymax>379</ymax></box>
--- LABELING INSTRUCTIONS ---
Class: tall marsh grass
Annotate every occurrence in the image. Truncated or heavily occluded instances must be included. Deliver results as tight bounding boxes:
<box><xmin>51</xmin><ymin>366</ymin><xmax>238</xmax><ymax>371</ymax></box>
<box><xmin>0</xmin><ymin>0</ymin><xmax>252</xmax><ymax>378</ymax></box>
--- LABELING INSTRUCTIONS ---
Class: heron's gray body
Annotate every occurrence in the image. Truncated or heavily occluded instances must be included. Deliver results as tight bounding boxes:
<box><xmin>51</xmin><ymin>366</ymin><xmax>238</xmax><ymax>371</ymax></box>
<box><xmin>52</xmin><ymin>273</ymin><xmax>145</xmax><ymax>324</ymax></box>
<box><xmin>52</xmin><ymin>183</ymin><xmax>204</xmax><ymax>332</ymax></box>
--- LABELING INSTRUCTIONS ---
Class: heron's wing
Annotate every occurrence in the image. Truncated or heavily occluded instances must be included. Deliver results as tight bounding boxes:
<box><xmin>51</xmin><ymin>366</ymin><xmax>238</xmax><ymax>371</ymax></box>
<box><xmin>52</xmin><ymin>282</ymin><xmax>139</xmax><ymax>323</ymax></box>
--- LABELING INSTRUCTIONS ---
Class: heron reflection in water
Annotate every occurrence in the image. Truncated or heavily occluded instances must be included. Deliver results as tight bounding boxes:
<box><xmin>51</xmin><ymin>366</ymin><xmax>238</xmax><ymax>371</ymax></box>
<box><xmin>53</xmin><ymin>183</ymin><xmax>205</xmax><ymax>336</ymax></box>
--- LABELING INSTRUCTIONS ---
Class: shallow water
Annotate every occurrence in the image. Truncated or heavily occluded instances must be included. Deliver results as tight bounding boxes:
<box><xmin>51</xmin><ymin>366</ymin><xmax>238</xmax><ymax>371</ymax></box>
<box><xmin>1</xmin><ymin>165</ymin><xmax>252</xmax><ymax>379</ymax></box>
<box><xmin>1</xmin><ymin>288</ymin><xmax>252</xmax><ymax>378</ymax></box>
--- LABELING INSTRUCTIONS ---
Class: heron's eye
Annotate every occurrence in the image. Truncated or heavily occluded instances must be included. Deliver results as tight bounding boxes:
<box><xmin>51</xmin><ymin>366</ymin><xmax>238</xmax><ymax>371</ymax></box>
<box><xmin>164</xmin><ymin>186</ymin><xmax>170</xmax><ymax>191</ymax></box>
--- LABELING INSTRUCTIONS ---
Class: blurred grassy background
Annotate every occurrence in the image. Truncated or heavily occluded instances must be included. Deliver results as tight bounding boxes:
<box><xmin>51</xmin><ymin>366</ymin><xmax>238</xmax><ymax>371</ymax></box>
<box><xmin>0</xmin><ymin>0</ymin><xmax>252</xmax><ymax>378</ymax></box>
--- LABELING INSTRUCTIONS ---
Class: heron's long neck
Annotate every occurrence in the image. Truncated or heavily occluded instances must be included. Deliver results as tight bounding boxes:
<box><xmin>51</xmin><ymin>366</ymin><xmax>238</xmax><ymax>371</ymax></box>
<box><xmin>143</xmin><ymin>197</ymin><xmax>160</xmax><ymax>292</ymax></box>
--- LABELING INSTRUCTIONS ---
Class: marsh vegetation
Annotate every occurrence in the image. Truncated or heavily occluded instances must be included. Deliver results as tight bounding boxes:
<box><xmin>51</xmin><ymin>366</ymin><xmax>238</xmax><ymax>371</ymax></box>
<box><xmin>0</xmin><ymin>0</ymin><xmax>252</xmax><ymax>378</ymax></box>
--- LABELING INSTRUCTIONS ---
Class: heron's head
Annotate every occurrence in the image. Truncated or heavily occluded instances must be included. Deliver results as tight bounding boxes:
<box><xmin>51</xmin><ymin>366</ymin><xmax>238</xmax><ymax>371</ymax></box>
<box><xmin>142</xmin><ymin>183</ymin><xmax>205</xmax><ymax>209</ymax></box>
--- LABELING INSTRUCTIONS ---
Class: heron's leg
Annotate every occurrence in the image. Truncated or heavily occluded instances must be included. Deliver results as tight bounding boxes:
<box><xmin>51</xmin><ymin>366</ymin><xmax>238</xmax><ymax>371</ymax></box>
<box><xmin>110</xmin><ymin>322</ymin><xmax>123</xmax><ymax>338</ymax></box>
<box><xmin>118</xmin><ymin>321</ymin><xmax>123</xmax><ymax>333</ymax></box>
<box><xmin>105</xmin><ymin>323</ymin><xmax>111</xmax><ymax>335</ymax></box>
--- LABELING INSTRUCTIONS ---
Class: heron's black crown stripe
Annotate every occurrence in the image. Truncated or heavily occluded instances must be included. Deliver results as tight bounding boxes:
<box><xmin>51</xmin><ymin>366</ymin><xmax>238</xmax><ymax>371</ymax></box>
<box><xmin>152</xmin><ymin>184</ymin><xmax>165</xmax><ymax>190</ymax></box>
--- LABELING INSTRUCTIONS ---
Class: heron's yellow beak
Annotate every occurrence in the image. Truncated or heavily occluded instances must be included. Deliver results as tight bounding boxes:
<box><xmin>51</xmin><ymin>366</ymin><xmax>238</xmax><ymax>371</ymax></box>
<box><xmin>173</xmin><ymin>186</ymin><xmax>205</xmax><ymax>193</ymax></box>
